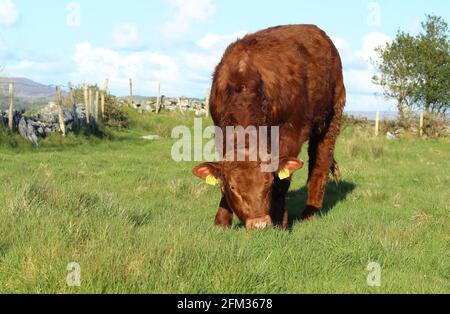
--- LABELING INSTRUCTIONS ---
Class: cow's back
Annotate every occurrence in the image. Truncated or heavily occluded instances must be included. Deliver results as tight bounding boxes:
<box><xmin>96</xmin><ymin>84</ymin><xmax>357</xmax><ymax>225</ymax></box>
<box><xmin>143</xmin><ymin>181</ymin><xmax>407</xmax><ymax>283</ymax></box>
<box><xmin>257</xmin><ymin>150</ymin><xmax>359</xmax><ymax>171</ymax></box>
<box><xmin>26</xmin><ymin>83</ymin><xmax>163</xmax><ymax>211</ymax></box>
<box><xmin>210</xmin><ymin>25</ymin><xmax>344</xmax><ymax>137</ymax></box>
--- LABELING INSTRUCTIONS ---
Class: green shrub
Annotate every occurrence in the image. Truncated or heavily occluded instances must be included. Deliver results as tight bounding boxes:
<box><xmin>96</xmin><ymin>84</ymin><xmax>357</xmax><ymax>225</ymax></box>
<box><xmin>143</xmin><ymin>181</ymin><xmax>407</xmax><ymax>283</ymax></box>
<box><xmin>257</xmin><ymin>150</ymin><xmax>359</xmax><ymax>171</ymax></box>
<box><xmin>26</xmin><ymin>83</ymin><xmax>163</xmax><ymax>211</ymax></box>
<box><xmin>104</xmin><ymin>95</ymin><xmax>129</xmax><ymax>130</ymax></box>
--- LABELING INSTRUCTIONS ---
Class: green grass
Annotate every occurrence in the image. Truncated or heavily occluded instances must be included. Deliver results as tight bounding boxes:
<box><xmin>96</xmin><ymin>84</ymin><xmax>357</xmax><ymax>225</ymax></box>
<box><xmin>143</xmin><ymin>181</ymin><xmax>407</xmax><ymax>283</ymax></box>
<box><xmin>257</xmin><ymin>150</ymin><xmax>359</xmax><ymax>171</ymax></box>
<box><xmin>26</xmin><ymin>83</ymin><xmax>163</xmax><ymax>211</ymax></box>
<box><xmin>0</xmin><ymin>111</ymin><xmax>449</xmax><ymax>294</ymax></box>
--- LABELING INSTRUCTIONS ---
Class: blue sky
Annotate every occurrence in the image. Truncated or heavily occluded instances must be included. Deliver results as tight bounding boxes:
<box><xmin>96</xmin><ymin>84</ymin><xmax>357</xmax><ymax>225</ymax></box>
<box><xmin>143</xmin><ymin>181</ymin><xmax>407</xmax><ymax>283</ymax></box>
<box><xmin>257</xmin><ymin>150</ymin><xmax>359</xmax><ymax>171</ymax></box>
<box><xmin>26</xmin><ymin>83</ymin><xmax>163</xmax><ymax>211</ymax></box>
<box><xmin>0</xmin><ymin>0</ymin><xmax>449</xmax><ymax>111</ymax></box>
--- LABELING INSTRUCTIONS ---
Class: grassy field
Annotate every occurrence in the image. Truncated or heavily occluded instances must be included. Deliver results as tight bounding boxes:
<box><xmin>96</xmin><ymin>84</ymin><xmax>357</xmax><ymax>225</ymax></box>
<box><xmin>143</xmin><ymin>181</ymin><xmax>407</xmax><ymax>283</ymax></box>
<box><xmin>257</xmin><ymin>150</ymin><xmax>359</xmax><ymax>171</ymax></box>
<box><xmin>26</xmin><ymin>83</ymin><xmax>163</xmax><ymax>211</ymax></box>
<box><xmin>0</xmin><ymin>110</ymin><xmax>449</xmax><ymax>294</ymax></box>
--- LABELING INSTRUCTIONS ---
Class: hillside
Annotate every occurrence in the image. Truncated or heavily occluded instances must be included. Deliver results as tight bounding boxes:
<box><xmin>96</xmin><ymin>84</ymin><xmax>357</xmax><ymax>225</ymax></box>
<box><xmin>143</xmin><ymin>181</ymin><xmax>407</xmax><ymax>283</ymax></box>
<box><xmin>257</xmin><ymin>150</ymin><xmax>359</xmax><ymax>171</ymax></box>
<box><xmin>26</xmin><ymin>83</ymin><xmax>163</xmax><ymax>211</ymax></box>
<box><xmin>0</xmin><ymin>77</ymin><xmax>57</xmax><ymax>111</ymax></box>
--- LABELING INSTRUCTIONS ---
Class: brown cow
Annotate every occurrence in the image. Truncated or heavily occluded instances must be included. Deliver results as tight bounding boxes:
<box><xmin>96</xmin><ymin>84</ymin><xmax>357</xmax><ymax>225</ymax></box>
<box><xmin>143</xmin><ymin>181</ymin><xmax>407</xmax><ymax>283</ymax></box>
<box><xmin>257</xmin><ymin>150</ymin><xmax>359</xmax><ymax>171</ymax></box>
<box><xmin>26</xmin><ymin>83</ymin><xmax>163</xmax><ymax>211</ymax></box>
<box><xmin>193</xmin><ymin>25</ymin><xmax>346</xmax><ymax>230</ymax></box>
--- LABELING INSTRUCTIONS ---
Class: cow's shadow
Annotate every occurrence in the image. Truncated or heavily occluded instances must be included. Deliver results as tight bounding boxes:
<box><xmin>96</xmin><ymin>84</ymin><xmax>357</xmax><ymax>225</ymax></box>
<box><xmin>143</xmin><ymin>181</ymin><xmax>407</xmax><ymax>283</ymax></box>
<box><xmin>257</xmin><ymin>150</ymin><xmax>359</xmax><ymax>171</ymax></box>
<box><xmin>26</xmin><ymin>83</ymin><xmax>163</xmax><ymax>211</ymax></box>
<box><xmin>287</xmin><ymin>180</ymin><xmax>356</xmax><ymax>229</ymax></box>
<box><xmin>233</xmin><ymin>180</ymin><xmax>355</xmax><ymax>230</ymax></box>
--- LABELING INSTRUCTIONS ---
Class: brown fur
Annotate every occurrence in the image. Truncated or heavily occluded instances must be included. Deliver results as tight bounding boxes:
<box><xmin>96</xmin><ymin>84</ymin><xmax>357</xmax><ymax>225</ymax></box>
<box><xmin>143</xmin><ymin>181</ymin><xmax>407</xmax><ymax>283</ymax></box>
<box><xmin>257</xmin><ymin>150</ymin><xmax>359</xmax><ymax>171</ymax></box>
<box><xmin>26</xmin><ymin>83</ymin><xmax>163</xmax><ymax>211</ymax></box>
<box><xmin>193</xmin><ymin>25</ymin><xmax>346</xmax><ymax>229</ymax></box>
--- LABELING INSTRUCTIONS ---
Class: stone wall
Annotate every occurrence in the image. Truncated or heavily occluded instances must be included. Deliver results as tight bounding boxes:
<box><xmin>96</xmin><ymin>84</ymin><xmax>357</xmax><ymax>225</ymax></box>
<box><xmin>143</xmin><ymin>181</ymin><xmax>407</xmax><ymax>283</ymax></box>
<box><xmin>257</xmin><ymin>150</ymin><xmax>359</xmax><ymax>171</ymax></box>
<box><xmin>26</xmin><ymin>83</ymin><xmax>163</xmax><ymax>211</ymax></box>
<box><xmin>120</xmin><ymin>96</ymin><xmax>208</xmax><ymax>115</ymax></box>
<box><xmin>1</xmin><ymin>103</ymin><xmax>87</xmax><ymax>145</ymax></box>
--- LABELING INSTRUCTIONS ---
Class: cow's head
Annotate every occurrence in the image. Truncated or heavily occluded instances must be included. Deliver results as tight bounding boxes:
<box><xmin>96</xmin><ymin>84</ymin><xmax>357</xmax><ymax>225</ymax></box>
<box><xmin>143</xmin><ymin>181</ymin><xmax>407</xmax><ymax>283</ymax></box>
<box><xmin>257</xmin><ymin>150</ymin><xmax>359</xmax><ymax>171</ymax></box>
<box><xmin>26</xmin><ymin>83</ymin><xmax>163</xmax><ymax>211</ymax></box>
<box><xmin>192</xmin><ymin>158</ymin><xmax>303</xmax><ymax>230</ymax></box>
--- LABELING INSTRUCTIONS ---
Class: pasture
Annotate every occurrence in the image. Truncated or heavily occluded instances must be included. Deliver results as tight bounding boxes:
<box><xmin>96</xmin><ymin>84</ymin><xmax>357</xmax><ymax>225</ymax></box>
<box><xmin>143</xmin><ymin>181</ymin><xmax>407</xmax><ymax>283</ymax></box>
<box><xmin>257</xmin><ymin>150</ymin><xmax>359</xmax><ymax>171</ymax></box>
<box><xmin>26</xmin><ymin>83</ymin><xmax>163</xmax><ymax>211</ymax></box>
<box><xmin>0</xmin><ymin>110</ymin><xmax>449</xmax><ymax>294</ymax></box>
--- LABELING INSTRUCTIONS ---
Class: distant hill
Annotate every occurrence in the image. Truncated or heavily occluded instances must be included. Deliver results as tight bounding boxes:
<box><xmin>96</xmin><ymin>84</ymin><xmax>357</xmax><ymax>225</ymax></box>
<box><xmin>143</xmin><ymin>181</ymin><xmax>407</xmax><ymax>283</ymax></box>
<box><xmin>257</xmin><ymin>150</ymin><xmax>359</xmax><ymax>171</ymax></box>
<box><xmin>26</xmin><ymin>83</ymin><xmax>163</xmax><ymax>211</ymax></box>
<box><xmin>0</xmin><ymin>77</ymin><xmax>58</xmax><ymax>111</ymax></box>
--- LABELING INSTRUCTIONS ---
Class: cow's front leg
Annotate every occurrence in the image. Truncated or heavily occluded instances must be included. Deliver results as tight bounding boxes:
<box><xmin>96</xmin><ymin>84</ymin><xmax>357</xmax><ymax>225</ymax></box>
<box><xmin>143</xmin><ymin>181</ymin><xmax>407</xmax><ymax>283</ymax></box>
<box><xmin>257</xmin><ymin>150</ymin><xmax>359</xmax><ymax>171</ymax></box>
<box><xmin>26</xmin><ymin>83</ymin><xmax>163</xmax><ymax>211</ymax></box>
<box><xmin>270</xmin><ymin>179</ymin><xmax>291</xmax><ymax>230</ymax></box>
<box><xmin>215</xmin><ymin>196</ymin><xmax>233</xmax><ymax>228</ymax></box>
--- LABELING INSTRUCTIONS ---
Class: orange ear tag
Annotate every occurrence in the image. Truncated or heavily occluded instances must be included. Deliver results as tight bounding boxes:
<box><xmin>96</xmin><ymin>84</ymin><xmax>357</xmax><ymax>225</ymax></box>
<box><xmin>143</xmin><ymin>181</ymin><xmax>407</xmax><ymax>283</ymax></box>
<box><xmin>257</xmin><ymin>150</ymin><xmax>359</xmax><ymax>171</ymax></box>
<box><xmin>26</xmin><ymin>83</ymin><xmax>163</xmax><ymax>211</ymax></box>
<box><xmin>278</xmin><ymin>168</ymin><xmax>291</xmax><ymax>180</ymax></box>
<box><xmin>205</xmin><ymin>175</ymin><xmax>219</xmax><ymax>186</ymax></box>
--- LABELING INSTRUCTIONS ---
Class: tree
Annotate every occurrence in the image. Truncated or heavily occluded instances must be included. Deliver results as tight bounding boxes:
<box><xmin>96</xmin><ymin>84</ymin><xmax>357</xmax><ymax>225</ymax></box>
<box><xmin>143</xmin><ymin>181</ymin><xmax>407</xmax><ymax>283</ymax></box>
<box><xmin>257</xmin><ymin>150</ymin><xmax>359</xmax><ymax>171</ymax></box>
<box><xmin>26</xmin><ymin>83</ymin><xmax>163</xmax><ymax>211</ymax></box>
<box><xmin>372</xmin><ymin>32</ymin><xmax>418</xmax><ymax>120</ymax></box>
<box><xmin>414</xmin><ymin>15</ymin><xmax>450</xmax><ymax>114</ymax></box>
<box><xmin>373</xmin><ymin>15</ymin><xmax>450</xmax><ymax>116</ymax></box>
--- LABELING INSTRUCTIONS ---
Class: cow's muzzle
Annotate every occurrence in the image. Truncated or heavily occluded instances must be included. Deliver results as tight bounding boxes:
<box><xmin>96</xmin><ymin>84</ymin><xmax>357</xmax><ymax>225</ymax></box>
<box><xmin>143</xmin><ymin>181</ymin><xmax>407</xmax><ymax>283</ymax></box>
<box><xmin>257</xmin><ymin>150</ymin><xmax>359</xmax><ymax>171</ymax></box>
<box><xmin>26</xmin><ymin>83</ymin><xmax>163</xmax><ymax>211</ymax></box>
<box><xmin>245</xmin><ymin>215</ymin><xmax>273</xmax><ymax>230</ymax></box>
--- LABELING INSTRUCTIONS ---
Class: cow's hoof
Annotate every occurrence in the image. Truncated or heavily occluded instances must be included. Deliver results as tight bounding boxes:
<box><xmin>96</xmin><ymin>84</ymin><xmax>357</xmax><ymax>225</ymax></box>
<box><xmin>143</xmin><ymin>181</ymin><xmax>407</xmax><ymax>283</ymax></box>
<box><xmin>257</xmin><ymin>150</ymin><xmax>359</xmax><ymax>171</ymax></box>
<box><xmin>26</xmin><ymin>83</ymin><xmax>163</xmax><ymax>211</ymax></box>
<box><xmin>300</xmin><ymin>206</ymin><xmax>321</xmax><ymax>221</ymax></box>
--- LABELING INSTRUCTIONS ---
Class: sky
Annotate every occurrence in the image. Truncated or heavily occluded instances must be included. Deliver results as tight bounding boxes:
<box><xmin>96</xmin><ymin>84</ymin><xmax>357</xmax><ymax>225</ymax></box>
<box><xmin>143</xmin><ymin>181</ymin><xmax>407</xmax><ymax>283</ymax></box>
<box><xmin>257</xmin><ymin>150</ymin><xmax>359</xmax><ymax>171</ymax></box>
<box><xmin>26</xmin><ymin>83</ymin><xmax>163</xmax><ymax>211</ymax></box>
<box><xmin>0</xmin><ymin>0</ymin><xmax>449</xmax><ymax>111</ymax></box>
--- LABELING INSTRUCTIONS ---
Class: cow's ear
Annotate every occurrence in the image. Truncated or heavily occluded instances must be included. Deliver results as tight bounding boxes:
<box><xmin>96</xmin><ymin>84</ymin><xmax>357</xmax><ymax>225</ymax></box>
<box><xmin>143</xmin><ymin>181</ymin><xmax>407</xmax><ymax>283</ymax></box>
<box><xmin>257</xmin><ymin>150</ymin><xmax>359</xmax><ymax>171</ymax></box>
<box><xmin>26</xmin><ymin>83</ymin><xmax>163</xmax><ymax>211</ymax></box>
<box><xmin>192</xmin><ymin>163</ymin><xmax>222</xmax><ymax>186</ymax></box>
<box><xmin>277</xmin><ymin>158</ymin><xmax>304</xmax><ymax>180</ymax></box>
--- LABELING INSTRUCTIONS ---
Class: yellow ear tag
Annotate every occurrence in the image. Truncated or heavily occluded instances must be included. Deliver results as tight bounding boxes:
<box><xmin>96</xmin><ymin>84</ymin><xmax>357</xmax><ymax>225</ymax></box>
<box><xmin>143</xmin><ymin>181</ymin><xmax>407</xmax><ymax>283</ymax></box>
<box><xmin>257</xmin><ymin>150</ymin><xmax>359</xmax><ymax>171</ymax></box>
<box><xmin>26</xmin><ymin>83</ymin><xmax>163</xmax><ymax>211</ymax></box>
<box><xmin>278</xmin><ymin>168</ymin><xmax>291</xmax><ymax>180</ymax></box>
<box><xmin>205</xmin><ymin>175</ymin><xmax>219</xmax><ymax>186</ymax></box>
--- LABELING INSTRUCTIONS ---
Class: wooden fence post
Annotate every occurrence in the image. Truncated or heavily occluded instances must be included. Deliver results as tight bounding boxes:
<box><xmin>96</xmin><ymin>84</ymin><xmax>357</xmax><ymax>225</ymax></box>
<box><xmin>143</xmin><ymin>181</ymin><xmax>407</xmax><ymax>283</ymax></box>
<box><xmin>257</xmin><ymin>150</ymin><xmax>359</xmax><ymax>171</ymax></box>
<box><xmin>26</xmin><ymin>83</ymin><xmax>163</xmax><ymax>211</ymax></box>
<box><xmin>101</xmin><ymin>90</ymin><xmax>105</xmax><ymax>121</ymax></box>
<box><xmin>177</xmin><ymin>97</ymin><xmax>184</xmax><ymax>114</ymax></box>
<box><xmin>68</xmin><ymin>82</ymin><xmax>75</xmax><ymax>106</ymax></box>
<box><xmin>56</xmin><ymin>86</ymin><xmax>66</xmax><ymax>136</ymax></box>
<box><xmin>129</xmin><ymin>78</ymin><xmax>133</xmax><ymax>107</ymax></box>
<box><xmin>205</xmin><ymin>87</ymin><xmax>211</xmax><ymax>117</ymax></box>
<box><xmin>94</xmin><ymin>89</ymin><xmax>99</xmax><ymax>122</ymax></box>
<box><xmin>8</xmin><ymin>82</ymin><xmax>14</xmax><ymax>131</ymax></box>
<box><xmin>84</xmin><ymin>83</ymin><xmax>90</xmax><ymax>125</ymax></box>
<box><xmin>101</xmin><ymin>78</ymin><xmax>109</xmax><ymax>120</ymax></box>
<box><xmin>375</xmin><ymin>110</ymin><xmax>380</xmax><ymax>137</ymax></box>
<box><xmin>419</xmin><ymin>112</ymin><xmax>424</xmax><ymax>137</ymax></box>
<box><xmin>68</xmin><ymin>82</ymin><xmax>78</xmax><ymax>130</ymax></box>
<box><xmin>88</xmin><ymin>88</ymin><xmax>93</xmax><ymax>126</ymax></box>
<box><xmin>103</xmin><ymin>78</ymin><xmax>109</xmax><ymax>94</ymax></box>
<box><xmin>156</xmin><ymin>82</ymin><xmax>161</xmax><ymax>114</ymax></box>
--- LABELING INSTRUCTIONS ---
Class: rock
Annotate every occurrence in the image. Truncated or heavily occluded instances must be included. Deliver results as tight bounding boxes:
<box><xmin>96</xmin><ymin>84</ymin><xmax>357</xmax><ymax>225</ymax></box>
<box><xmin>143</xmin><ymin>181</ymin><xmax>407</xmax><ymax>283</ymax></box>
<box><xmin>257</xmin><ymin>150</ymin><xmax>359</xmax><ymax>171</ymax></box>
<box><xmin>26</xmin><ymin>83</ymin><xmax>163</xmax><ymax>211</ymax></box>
<box><xmin>386</xmin><ymin>132</ymin><xmax>397</xmax><ymax>140</ymax></box>
<box><xmin>63</xmin><ymin>109</ymin><xmax>74</xmax><ymax>123</ymax></box>
<box><xmin>394</xmin><ymin>128</ymin><xmax>405</xmax><ymax>136</ymax></box>
<box><xmin>26</xmin><ymin>122</ymin><xmax>39</xmax><ymax>146</ymax></box>
<box><xmin>18</xmin><ymin>117</ymin><xmax>28</xmax><ymax>139</ymax></box>
<box><xmin>144</xmin><ymin>105</ymin><xmax>154</xmax><ymax>113</ymax></box>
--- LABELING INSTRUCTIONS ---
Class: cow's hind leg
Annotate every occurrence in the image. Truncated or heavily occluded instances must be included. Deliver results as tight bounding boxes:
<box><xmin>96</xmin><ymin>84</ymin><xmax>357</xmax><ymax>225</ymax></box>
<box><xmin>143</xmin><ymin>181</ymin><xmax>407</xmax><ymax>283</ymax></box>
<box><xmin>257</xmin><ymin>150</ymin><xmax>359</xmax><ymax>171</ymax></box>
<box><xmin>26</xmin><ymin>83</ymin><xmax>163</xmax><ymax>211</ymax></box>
<box><xmin>215</xmin><ymin>196</ymin><xmax>233</xmax><ymax>228</ymax></box>
<box><xmin>302</xmin><ymin>89</ymin><xmax>345</xmax><ymax>220</ymax></box>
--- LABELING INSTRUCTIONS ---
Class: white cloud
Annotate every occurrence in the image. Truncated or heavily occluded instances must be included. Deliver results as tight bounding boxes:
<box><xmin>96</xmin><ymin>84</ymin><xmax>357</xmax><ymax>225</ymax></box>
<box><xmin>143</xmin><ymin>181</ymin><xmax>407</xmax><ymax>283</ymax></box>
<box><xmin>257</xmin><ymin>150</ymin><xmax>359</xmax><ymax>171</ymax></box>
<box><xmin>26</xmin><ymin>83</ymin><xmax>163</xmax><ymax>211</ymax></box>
<box><xmin>3</xmin><ymin>58</ymin><xmax>67</xmax><ymax>85</ymax></box>
<box><xmin>356</xmin><ymin>32</ymin><xmax>392</xmax><ymax>65</ymax></box>
<box><xmin>71</xmin><ymin>42</ymin><xmax>180</xmax><ymax>95</ymax></box>
<box><xmin>344</xmin><ymin>69</ymin><xmax>379</xmax><ymax>94</ymax></box>
<box><xmin>111</xmin><ymin>24</ymin><xmax>142</xmax><ymax>50</ymax></box>
<box><xmin>0</xmin><ymin>0</ymin><xmax>19</xmax><ymax>26</ymax></box>
<box><xmin>9</xmin><ymin>59</ymin><xmax>34</xmax><ymax>70</ymax></box>
<box><xmin>331</xmin><ymin>32</ymin><xmax>392</xmax><ymax>111</ymax></box>
<box><xmin>179</xmin><ymin>30</ymin><xmax>247</xmax><ymax>85</ymax></box>
<box><xmin>197</xmin><ymin>31</ymin><xmax>247</xmax><ymax>50</ymax></box>
<box><xmin>163</xmin><ymin>0</ymin><xmax>216</xmax><ymax>39</ymax></box>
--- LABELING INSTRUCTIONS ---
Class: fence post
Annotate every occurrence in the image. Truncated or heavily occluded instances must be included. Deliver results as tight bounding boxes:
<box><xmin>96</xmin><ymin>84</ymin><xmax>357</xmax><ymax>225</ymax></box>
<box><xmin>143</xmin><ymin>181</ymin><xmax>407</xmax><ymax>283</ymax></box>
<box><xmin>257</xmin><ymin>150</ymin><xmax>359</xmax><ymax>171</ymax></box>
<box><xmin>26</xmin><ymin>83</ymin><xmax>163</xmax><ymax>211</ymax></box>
<box><xmin>103</xmin><ymin>78</ymin><xmax>109</xmax><ymax>94</ymax></box>
<box><xmin>205</xmin><ymin>87</ymin><xmax>211</xmax><ymax>117</ymax></box>
<box><xmin>419</xmin><ymin>112</ymin><xmax>424</xmax><ymax>137</ymax></box>
<box><xmin>84</xmin><ymin>83</ymin><xmax>89</xmax><ymax>125</ymax></box>
<box><xmin>129</xmin><ymin>78</ymin><xmax>133</xmax><ymax>107</ymax></box>
<box><xmin>88</xmin><ymin>88</ymin><xmax>93</xmax><ymax>126</ymax></box>
<box><xmin>375</xmin><ymin>110</ymin><xmax>380</xmax><ymax>137</ymax></box>
<box><xmin>101</xmin><ymin>78</ymin><xmax>109</xmax><ymax>121</ymax></box>
<box><xmin>156</xmin><ymin>82</ymin><xmax>161</xmax><ymax>114</ymax></box>
<box><xmin>68</xmin><ymin>82</ymin><xmax>78</xmax><ymax>130</ymax></box>
<box><xmin>101</xmin><ymin>90</ymin><xmax>105</xmax><ymax>121</ymax></box>
<box><xmin>68</xmin><ymin>82</ymin><xmax>75</xmax><ymax>106</ymax></box>
<box><xmin>177</xmin><ymin>97</ymin><xmax>184</xmax><ymax>114</ymax></box>
<box><xmin>94</xmin><ymin>89</ymin><xmax>99</xmax><ymax>122</ymax></box>
<box><xmin>56</xmin><ymin>86</ymin><xmax>66</xmax><ymax>136</ymax></box>
<box><xmin>8</xmin><ymin>82</ymin><xmax>14</xmax><ymax>131</ymax></box>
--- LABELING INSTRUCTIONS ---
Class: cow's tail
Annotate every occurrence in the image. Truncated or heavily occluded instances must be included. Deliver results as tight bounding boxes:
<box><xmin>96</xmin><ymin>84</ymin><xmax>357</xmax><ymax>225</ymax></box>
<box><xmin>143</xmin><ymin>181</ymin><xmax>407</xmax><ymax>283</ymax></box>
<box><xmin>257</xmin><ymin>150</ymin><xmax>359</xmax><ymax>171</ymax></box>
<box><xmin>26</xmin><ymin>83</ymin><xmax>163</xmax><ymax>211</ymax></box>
<box><xmin>330</xmin><ymin>158</ymin><xmax>340</xmax><ymax>185</ymax></box>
